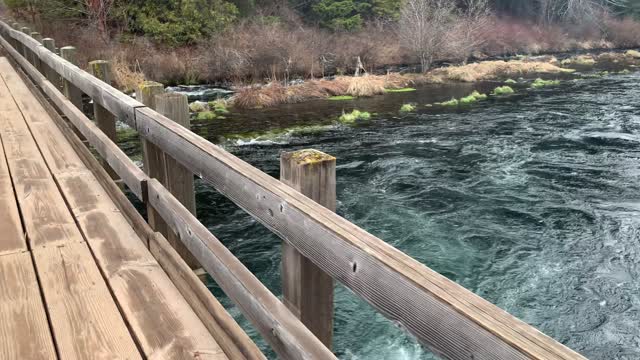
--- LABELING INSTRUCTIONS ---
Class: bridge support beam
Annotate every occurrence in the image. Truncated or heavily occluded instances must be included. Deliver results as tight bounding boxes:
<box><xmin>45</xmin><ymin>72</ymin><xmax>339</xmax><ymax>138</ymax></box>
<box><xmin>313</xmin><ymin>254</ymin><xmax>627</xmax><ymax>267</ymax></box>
<box><xmin>280</xmin><ymin>149</ymin><xmax>336</xmax><ymax>349</ymax></box>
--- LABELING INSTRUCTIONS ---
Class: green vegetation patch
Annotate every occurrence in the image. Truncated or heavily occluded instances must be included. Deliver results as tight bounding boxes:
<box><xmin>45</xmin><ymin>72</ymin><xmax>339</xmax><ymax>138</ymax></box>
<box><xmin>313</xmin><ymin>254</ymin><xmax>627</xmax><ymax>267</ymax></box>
<box><xmin>436</xmin><ymin>98</ymin><xmax>459</xmax><ymax>107</ymax></box>
<box><xmin>196</xmin><ymin>111</ymin><xmax>222</xmax><ymax>121</ymax></box>
<box><xmin>329</xmin><ymin>95</ymin><xmax>355</xmax><ymax>101</ymax></box>
<box><xmin>208</xmin><ymin>100</ymin><xmax>230</xmax><ymax>114</ymax></box>
<box><xmin>491</xmin><ymin>86</ymin><xmax>515</xmax><ymax>96</ymax></box>
<box><xmin>385</xmin><ymin>87</ymin><xmax>417</xmax><ymax>93</ymax></box>
<box><xmin>400</xmin><ymin>103</ymin><xmax>416</xmax><ymax>112</ymax></box>
<box><xmin>339</xmin><ymin>109</ymin><xmax>371</xmax><ymax>123</ymax></box>
<box><xmin>189</xmin><ymin>101</ymin><xmax>207</xmax><ymax>112</ymax></box>
<box><xmin>531</xmin><ymin>78</ymin><xmax>561</xmax><ymax>88</ymax></box>
<box><xmin>226</xmin><ymin>124</ymin><xmax>332</xmax><ymax>141</ymax></box>
<box><xmin>504</xmin><ymin>78</ymin><xmax>517</xmax><ymax>84</ymax></box>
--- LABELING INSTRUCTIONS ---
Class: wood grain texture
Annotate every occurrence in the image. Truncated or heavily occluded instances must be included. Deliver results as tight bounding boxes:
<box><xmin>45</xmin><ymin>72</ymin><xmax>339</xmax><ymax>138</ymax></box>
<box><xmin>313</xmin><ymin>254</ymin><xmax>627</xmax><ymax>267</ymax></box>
<box><xmin>149</xmin><ymin>233</ymin><xmax>266</xmax><ymax>360</ymax></box>
<box><xmin>147</xmin><ymin>179</ymin><xmax>337</xmax><ymax>360</ymax></box>
<box><xmin>33</xmin><ymin>242</ymin><xmax>142</xmax><ymax>360</ymax></box>
<box><xmin>0</xmin><ymin>132</ymin><xmax>26</xmax><ymax>255</ymax></box>
<box><xmin>59</xmin><ymin>47</ymin><xmax>83</xmax><ymax>110</ymax></box>
<box><xmin>41</xmin><ymin>69</ymin><xmax>263</xmax><ymax>360</ymax></box>
<box><xmin>135</xmin><ymin>107</ymin><xmax>586</xmax><ymax>360</ymax></box>
<box><xmin>280</xmin><ymin>149</ymin><xmax>336</xmax><ymax>349</ymax></box>
<box><xmin>155</xmin><ymin>92</ymin><xmax>200</xmax><ymax>269</ymax></box>
<box><xmin>136</xmin><ymin>82</ymin><xmax>169</xmax><ymax>237</ymax></box>
<box><xmin>9</xmin><ymin>63</ymin><xmax>229</xmax><ymax>359</ymax></box>
<box><xmin>0</xmin><ymin>252</ymin><xmax>56</xmax><ymax>360</ymax></box>
<box><xmin>0</xmin><ymin>64</ymin><xmax>84</xmax><ymax>249</ymax></box>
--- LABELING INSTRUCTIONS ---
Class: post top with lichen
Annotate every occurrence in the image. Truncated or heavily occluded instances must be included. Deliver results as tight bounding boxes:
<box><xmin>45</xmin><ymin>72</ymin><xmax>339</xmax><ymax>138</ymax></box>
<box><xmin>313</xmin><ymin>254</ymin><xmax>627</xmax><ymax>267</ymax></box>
<box><xmin>287</xmin><ymin>149</ymin><xmax>336</xmax><ymax>165</ymax></box>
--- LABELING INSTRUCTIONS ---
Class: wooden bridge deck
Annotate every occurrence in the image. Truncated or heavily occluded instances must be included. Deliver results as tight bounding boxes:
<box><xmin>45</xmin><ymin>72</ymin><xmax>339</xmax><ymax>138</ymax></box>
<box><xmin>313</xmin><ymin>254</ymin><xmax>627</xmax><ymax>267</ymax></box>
<box><xmin>0</xmin><ymin>57</ymin><xmax>229</xmax><ymax>360</ymax></box>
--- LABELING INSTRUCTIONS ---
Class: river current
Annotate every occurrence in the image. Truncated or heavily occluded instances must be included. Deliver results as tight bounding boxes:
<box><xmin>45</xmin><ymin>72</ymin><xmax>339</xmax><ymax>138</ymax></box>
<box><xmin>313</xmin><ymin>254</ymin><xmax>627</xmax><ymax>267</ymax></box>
<box><xmin>147</xmin><ymin>72</ymin><xmax>640</xmax><ymax>359</ymax></box>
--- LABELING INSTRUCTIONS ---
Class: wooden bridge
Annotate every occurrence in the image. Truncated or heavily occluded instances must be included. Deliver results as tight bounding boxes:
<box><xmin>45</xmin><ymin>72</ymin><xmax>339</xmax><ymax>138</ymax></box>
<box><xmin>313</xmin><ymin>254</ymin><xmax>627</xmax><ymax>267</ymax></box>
<box><xmin>0</xmin><ymin>18</ymin><xmax>587</xmax><ymax>360</ymax></box>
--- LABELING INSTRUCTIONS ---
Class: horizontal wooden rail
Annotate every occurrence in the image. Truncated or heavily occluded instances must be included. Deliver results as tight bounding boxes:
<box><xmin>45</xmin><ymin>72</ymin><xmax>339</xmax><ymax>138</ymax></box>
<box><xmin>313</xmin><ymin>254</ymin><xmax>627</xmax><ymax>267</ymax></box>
<box><xmin>0</xmin><ymin>18</ymin><xmax>586</xmax><ymax>360</ymax></box>
<box><xmin>0</xmin><ymin>26</ymin><xmax>336</xmax><ymax>360</ymax></box>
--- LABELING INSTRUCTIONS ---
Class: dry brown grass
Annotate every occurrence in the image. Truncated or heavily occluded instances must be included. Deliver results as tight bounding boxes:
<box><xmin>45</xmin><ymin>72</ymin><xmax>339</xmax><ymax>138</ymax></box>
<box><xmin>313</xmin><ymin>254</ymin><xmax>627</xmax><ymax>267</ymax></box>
<box><xmin>111</xmin><ymin>56</ymin><xmax>145</xmax><ymax>93</ymax></box>
<box><xmin>425</xmin><ymin>60</ymin><xmax>572</xmax><ymax>82</ymax></box>
<box><xmin>343</xmin><ymin>75</ymin><xmax>386</xmax><ymax>97</ymax></box>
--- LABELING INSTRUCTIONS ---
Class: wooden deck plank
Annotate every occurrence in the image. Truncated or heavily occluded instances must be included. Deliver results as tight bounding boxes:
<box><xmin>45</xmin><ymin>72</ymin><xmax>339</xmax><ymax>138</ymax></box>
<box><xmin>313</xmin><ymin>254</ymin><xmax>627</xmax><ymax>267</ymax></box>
<box><xmin>0</xmin><ymin>58</ymin><xmax>227</xmax><ymax>359</ymax></box>
<box><xmin>0</xmin><ymin>133</ymin><xmax>25</xmax><ymax>255</ymax></box>
<box><xmin>32</xmin><ymin>242</ymin><xmax>141</xmax><ymax>360</ymax></box>
<box><xmin>0</xmin><ymin>252</ymin><xmax>56</xmax><ymax>360</ymax></box>
<box><xmin>0</xmin><ymin>59</ymin><xmax>142</xmax><ymax>360</ymax></box>
<box><xmin>53</xmin><ymin>167</ymin><xmax>227</xmax><ymax>360</ymax></box>
<box><xmin>0</xmin><ymin>72</ymin><xmax>83</xmax><ymax>249</ymax></box>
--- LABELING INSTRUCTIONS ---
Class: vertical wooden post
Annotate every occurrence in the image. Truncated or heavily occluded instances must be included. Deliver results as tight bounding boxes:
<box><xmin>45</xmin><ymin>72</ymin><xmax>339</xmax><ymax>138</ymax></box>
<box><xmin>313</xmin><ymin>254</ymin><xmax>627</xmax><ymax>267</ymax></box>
<box><xmin>11</xmin><ymin>23</ymin><xmax>20</xmax><ymax>51</ymax></box>
<box><xmin>29</xmin><ymin>32</ymin><xmax>42</xmax><ymax>71</ymax></box>
<box><xmin>136</xmin><ymin>82</ymin><xmax>169</xmax><ymax>237</ymax></box>
<box><xmin>155</xmin><ymin>92</ymin><xmax>201</xmax><ymax>270</ymax></box>
<box><xmin>88</xmin><ymin>60</ymin><xmax>118</xmax><ymax>179</ymax></box>
<box><xmin>280</xmin><ymin>149</ymin><xmax>336</xmax><ymax>349</ymax></box>
<box><xmin>20</xmin><ymin>27</ymin><xmax>30</xmax><ymax>61</ymax></box>
<box><xmin>59</xmin><ymin>46</ymin><xmax>83</xmax><ymax>110</ymax></box>
<box><xmin>41</xmin><ymin>38</ymin><xmax>62</xmax><ymax>88</ymax></box>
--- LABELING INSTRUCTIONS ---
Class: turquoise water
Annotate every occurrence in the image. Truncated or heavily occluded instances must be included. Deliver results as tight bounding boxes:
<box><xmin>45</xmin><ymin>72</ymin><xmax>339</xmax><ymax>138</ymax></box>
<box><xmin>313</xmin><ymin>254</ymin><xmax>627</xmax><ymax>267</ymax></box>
<box><xmin>127</xmin><ymin>72</ymin><xmax>640</xmax><ymax>359</ymax></box>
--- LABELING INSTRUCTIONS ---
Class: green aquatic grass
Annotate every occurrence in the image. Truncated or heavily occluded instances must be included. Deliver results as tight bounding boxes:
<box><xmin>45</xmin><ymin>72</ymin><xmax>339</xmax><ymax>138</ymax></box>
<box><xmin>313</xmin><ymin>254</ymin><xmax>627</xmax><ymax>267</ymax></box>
<box><xmin>208</xmin><ymin>100</ymin><xmax>230</xmax><ymax>114</ymax></box>
<box><xmin>531</xmin><ymin>78</ymin><xmax>561</xmax><ymax>88</ymax></box>
<box><xmin>189</xmin><ymin>101</ymin><xmax>207</xmax><ymax>112</ymax></box>
<box><xmin>339</xmin><ymin>109</ymin><xmax>371</xmax><ymax>123</ymax></box>
<box><xmin>196</xmin><ymin>111</ymin><xmax>218</xmax><ymax>120</ymax></box>
<box><xmin>504</xmin><ymin>78</ymin><xmax>517</xmax><ymax>84</ymax></box>
<box><xmin>385</xmin><ymin>88</ymin><xmax>417</xmax><ymax>93</ymax></box>
<box><xmin>436</xmin><ymin>98</ymin><xmax>459</xmax><ymax>107</ymax></box>
<box><xmin>329</xmin><ymin>95</ymin><xmax>355</xmax><ymax>101</ymax></box>
<box><xmin>469</xmin><ymin>90</ymin><xmax>487</xmax><ymax>101</ymax></box>
<box><xmin>491</xmin><ymin>86</ymin><xmax>515</xmax><ymax>96</ymax></box>
<box><xmin>400</xmin><ymin>103</ymin><xmax>416</xmax><ymax>112</ymax></box>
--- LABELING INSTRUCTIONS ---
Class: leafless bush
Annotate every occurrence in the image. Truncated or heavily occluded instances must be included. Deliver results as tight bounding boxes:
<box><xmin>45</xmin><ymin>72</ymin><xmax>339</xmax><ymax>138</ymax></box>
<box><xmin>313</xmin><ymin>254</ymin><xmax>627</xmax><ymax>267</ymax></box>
<box><xmin>398</xmin><ymin>0</ymin><xmax>456</xmax><ymax>72</ymax></box>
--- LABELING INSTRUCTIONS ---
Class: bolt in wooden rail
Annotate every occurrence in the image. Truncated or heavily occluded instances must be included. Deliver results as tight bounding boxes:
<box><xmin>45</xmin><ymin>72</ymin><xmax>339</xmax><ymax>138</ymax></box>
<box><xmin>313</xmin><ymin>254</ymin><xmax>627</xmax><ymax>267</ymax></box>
<box><xmin>0</xmin><ymin>19</ymin><xmax>587</xmax><ymax>360</ymax></box>
<box><xmin>280</xmin><ymin>149</ymin><xmax>336</xmax><ymax>349</ymax></box>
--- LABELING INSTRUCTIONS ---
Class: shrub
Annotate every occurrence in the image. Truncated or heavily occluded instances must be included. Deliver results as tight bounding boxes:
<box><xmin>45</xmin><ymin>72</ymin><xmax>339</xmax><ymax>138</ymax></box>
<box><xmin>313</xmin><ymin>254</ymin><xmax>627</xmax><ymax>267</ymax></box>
<box><xmin>196</xmin><ymin>111</ymin><xmax>220</xmax><ymax>120</ymax></box>
<box><xmin>189</xmin><ymin>101</ymin><xmax>208</xmax><ymax>112</ymax></box>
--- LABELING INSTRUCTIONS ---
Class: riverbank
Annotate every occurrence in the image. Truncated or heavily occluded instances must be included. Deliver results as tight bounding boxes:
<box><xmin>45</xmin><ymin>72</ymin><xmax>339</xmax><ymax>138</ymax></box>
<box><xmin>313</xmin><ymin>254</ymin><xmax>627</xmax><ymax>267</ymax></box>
<box><xmin>223</xmin><ymin>50</ymin><xmax>640</xmax><ymax>109</ymax></box>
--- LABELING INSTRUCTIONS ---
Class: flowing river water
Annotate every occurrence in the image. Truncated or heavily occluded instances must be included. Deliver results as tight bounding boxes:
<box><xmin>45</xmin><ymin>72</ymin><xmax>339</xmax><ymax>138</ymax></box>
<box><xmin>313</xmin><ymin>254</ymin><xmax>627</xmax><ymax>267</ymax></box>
<box><xmin>122</xmin><ymin>70</ymin><xmax>640</xmax><ymax>359</ymax></box>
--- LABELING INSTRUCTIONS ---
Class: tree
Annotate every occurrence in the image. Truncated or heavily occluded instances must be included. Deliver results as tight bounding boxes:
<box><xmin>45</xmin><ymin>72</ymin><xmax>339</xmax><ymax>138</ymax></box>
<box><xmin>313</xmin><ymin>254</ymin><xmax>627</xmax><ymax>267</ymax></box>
<box><xmin>451</xmin><ymin>0</ymin><xmax>491</xmax><ymax>63</ymax></box>
<box><xmin>398</xmin><ymin>0</ymin><xmax>455</xmax><ymax>72</ymax></box>
<box><xmin>121</xmin><ymin>0</ymin><xmax>238</xmax><ymax>46</ymax></box>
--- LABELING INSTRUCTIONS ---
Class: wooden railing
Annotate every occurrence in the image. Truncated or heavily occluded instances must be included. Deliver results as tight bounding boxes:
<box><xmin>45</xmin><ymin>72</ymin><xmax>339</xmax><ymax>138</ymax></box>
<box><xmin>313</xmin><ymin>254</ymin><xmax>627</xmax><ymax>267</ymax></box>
<box><xmin>0</xmin><ymin>18</ymin><xmax>587</xmax><ymax>360</ymax></box>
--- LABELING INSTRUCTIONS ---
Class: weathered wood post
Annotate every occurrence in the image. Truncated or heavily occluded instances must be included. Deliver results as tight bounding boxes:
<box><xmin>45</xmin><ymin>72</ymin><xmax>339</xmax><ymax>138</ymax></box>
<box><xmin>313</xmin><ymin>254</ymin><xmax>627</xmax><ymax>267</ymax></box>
<box><xmin>59</xmin><ymin>47</ymin><xmax>83</xmax><ymax>110</ymax></box>
<box><xmin>136</xmin><ymin>81</ymin><xmax>170</xmax><ymax>237</ymax></box>
<box><xmin>20</xmin><ymin>27</ymin><xmax>30</xmax><ymax>61</ymax></box>
<box><xmin>41</xmin><ymin>38</ymin><xmax>62</xmax><ymax>88</ymax></box>
<box><xmin>29</xmin><ymin>32</ymin><xmax>42</xmax><ymax>72</ymax></box>
<box><xmin>155</xmin><ymin>92</ymin><xmax>202</xmax><ymax>270</ymax></box>
<box><xmin>280</xmin><ymin>149</ymin><xmax>336</xmax><ymax>349</ymax></box>
<box><xmin>89</xmin><ymin>60</ymin><xmax>118</xmax><ymax>179</ymax></box>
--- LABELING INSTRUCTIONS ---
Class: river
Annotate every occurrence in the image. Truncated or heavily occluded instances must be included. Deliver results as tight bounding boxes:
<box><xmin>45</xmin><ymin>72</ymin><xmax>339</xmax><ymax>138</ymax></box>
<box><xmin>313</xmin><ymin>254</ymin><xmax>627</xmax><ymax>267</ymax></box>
<box><xmin>124</xmin><ymin>71</ymin><xmax>640</xmax><ymax>359</ymax></box>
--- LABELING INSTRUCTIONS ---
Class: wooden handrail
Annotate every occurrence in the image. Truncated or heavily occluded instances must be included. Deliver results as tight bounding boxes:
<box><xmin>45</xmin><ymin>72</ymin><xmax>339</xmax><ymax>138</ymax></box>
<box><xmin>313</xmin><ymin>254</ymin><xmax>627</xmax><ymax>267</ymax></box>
<box><xmin>0</xmin><ymin>26</ymin><xmax>335</xmax><ymax>360</ymax></box>
<box><xmin>0</xmin><ymin>18</ymin><xmax>587</xmax><ymax>360</ymax></box>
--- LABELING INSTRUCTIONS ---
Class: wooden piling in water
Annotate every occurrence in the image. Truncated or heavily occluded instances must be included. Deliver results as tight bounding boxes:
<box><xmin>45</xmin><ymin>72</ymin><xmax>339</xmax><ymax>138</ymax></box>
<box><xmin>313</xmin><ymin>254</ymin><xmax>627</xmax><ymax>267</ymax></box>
<box><xmin>88</xmin><ymin>60</ymin><xmax>118</xmax><ymax>180</ymax></box>
<box><xmin>59</xmin><ymin>46</ymin><xmax>83</xmax><ymax>110</ymax></box>
<box><xmin>136</xmin><ymin>81</ymin><xmax>170</xmax><ymax>237</ymax></box>
<box><xmin>280</xmin><ymin>149</ymin><xmax>336</xmax><ymax>349</ymax></box>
